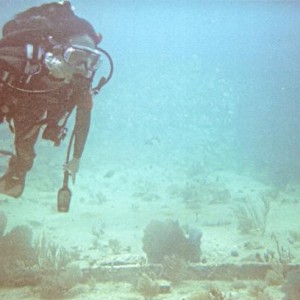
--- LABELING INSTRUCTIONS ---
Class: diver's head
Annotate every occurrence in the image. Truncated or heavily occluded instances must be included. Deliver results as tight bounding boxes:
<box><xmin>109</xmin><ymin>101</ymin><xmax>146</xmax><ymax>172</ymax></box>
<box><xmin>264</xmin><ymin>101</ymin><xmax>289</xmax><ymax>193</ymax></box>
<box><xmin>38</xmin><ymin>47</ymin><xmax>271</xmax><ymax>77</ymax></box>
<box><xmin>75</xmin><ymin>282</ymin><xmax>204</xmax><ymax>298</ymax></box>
<box><xmin>44</xmin><ymin>34</ymin><xmax>101</xmax><ymax>81</ymax></box>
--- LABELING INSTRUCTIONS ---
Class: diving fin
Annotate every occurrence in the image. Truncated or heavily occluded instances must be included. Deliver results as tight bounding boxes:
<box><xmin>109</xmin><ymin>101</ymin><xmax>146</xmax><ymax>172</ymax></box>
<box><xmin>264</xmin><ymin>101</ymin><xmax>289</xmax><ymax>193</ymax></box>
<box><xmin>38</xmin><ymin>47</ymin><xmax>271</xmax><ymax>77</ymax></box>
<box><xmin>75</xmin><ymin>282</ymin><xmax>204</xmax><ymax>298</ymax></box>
<box><xmin>0</xmin><ymin>173</ymin><xmax>25</xmax><ymax>198</ymax></box>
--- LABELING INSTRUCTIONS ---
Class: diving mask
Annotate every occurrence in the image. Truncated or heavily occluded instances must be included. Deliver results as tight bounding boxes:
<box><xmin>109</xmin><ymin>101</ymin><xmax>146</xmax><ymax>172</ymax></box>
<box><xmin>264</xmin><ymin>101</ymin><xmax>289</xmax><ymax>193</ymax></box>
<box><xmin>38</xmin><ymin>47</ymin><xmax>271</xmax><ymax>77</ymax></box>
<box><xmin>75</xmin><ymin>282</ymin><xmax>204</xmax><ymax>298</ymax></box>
<box><xmin>63</xmin><ymin>45</ymin><xmax>101</xmax><ymax>72</ymax></box>
<box><xmin>44</xmin><ymin>45</ymin><xmax>101</xmax><ymax>80</ymax></box>
<box><xmin>44</xmin><ymin>34</ymin><xmax>102</xmax><ymax>80</ymax></box>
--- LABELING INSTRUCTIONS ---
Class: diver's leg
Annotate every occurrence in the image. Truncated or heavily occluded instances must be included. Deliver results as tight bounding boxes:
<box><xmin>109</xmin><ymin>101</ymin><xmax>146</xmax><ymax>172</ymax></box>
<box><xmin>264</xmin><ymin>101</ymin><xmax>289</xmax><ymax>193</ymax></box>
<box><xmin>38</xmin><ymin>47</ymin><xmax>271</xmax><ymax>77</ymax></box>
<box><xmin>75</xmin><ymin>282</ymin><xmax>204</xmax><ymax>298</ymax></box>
<box><xmin>0</xmin><ymin>99</ymin><xmax>45</xmax><ymax>197</ymax></box>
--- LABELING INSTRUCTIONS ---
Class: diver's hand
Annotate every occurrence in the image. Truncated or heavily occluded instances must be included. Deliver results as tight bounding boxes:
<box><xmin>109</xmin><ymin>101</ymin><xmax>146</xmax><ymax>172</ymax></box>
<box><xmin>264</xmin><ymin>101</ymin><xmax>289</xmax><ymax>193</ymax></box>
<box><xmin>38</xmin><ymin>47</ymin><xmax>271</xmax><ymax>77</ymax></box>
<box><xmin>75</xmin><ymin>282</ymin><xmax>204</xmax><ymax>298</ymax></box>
<box><xmin>63</xmin><ymin>158</ymin><xmax>80</xmax><ymax>184</ymax></box>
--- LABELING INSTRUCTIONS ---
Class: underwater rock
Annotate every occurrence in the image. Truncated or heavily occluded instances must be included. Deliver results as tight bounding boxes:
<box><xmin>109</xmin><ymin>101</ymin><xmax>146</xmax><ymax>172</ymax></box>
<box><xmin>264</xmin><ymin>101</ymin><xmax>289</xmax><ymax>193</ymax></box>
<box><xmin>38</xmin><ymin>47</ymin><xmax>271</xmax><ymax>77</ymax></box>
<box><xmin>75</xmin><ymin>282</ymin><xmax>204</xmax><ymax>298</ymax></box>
<box><xmin>135</xmin><ymin>273</ymin><xmax>160</xmax><ymax>299</ymax></box>
<box><xmin>142</xmin><ymin>219</ymin><xmax>202</xmax><ymax>263</ymax></box>
<box><xmin>282</xmin><ymin>270</ymin><xmax>300</xmax><ymax>300</ymax></box>
<box><xmin>187</xmin><ymin>288</ymin><xmax>210</xmax><ymax>300</ymax></box>
<box><xmin>0</xmin><ymin>210</ymin><xmax>7</xmax><ymax>237</ymax></box>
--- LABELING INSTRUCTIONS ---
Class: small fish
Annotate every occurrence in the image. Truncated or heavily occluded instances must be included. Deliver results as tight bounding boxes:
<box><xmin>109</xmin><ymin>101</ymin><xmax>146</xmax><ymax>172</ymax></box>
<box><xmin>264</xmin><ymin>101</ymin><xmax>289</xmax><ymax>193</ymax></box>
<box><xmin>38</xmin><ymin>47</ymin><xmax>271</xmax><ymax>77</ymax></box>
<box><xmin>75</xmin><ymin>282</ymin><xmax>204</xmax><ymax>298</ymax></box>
<box><xmin>144</xmin><ymin>136</ymin><xmax>161</xmax><ymax>146</ymax></box>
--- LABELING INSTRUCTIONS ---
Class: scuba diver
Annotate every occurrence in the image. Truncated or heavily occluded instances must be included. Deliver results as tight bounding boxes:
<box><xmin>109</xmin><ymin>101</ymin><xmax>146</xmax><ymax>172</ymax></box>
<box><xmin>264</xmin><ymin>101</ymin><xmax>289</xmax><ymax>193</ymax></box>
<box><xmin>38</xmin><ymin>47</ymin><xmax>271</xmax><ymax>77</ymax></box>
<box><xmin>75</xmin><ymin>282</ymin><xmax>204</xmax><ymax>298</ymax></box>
<box><xmin>0</xmin><ymin>1</ymin><xmax>113</xmax><ymax>205</ymax></box>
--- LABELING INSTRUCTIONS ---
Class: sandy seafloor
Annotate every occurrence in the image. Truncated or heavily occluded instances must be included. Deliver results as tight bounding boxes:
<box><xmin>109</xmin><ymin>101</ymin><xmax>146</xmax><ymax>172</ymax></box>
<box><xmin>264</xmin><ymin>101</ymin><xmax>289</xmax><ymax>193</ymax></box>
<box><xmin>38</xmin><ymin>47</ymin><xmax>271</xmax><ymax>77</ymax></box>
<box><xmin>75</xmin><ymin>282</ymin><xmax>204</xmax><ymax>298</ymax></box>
<box><xmin>0</xmin><ymin>125</ymin><xmax>299</xmax><ymax>300</ymax></box>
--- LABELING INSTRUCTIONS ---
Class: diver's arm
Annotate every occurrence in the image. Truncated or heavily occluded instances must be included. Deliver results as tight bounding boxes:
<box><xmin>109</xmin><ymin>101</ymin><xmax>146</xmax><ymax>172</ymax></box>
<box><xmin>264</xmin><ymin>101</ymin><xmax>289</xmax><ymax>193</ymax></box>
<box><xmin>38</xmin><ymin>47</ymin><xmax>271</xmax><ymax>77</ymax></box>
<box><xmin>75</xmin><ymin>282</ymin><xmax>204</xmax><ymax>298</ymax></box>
<box><xmin>63</xmin><ymin>87</ymin><xmax>92</xmax><ymax>183</ymax></box>
<box><xmin>73</xmin><ymin>89</ymin><xmax>92</xmax><ymax>159</ymax></box>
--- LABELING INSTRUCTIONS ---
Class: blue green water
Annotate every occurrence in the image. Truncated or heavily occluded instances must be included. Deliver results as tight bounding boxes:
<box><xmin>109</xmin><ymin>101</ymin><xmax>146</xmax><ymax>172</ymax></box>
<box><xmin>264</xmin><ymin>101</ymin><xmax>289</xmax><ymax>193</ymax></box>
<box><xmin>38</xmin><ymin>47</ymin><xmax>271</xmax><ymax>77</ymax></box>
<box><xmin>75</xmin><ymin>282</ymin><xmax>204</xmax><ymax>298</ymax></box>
<box><xmin>1</xmin><ymin>0</ymin><xmax>299</xmax><ymax>186</ymax></box>
<box><xmin>0</xmin><ymin>1</ymin><xmax>300</xmax><ymax>299</ymax></box>
<box><xmin>85</xmin><ymin>0</ymin><xmax>300</xmax><ymax>187</ymax></box>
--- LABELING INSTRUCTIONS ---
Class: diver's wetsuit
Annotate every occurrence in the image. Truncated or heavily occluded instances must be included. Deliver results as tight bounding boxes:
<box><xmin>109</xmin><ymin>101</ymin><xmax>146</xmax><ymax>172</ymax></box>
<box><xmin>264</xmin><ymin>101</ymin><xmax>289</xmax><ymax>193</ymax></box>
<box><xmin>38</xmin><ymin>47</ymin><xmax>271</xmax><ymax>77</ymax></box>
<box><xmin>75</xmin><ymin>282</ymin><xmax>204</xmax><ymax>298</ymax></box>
<box><xmin>0</xmin><ymin>2</ymin><xmax>98</xmax><ymax>197</ymax></box>
<box><xmin>2</xmin><ymin>78</ymin><xmax>92</xmax><ymax>174</ymax></box>
<box><xmin>0</xmin><ymin>52</ymin><xmax>92</xmax><ymax>196</ymax></box>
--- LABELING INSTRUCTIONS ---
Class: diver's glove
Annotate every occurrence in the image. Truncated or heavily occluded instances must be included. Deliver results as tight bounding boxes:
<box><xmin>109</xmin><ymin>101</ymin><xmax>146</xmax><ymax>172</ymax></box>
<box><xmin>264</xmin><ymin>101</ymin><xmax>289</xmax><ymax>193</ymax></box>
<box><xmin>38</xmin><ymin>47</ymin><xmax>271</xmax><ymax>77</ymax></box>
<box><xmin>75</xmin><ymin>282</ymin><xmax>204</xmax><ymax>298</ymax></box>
<box><xmin>63</xmin><ymin>157</ymin><xmax>80</xmax><ymax>184</ymax></box>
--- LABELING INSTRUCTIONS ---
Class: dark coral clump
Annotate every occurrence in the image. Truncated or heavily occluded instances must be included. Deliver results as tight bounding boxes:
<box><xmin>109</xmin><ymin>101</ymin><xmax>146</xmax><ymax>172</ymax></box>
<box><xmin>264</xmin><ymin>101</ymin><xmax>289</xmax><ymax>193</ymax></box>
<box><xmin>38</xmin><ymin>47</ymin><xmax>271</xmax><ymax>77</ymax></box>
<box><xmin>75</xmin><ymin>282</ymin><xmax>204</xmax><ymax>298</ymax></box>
<box><xmin>0</xmin><ymin>211</ymin><xmax>37</xmax><ymax>286</ymax></box>
<box><xmin>0</xmin><ymin>211</ymin><xmax>82</xmax><ymax>299</ymax></box>
<box><xmin>142</xmin><ymin>219</ymin><xmax>202</xmax><ymax>263</ymax></box>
